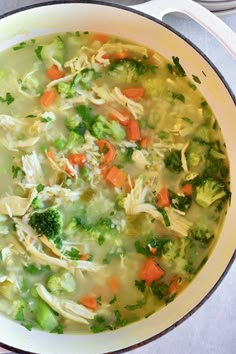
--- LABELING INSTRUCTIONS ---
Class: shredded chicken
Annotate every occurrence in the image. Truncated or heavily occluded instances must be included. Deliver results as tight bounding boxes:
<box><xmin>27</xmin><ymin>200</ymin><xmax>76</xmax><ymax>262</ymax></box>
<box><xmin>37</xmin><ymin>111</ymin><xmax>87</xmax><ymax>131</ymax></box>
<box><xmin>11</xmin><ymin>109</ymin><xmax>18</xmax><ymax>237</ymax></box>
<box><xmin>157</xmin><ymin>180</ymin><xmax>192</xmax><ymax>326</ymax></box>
<box><xmin>167</xmin><ymin>208</ymin><xmax>192</xmax><ymax>236</ymax></box>
<box><xmin>22</xmin><ymin>151</ymin><xmax>44</xmax><ymax>186</ymax></box>
<box><xmin>38</xmin><ymin>185</ymin><xmax>81</xmax><ymax>205</ymax></box>
<box><xmin>181</xmin><ymin>141</ymin><xmax>190</xmax><ymax>173</ymax></box>
<box><xmin>0</xmin><ymin>189</ymin><xmax>37</xmax><ymax>217</ymax></box>
<box><xmin>112</xmin><ymin>87</ymin><xmax>144</xmax><ymax>119</ymax></box>
<box><xmin>46</xmin><ymin>151</ymin><xmax>77</xmax><ymax>179</ymax></box>
<box><xmin>37</xmin><ymin>284</ymin><xmax>95</xmax><ymax>324</ymax></box>
<box><xmin>131</xmin><ymin>150</ymin><xmax>149</xmax><ymax>169</ymax></box>
<box><xmin>64</xmin><ymin>53</ymin><xmax>91</xmax><ymax>74</ymax></box>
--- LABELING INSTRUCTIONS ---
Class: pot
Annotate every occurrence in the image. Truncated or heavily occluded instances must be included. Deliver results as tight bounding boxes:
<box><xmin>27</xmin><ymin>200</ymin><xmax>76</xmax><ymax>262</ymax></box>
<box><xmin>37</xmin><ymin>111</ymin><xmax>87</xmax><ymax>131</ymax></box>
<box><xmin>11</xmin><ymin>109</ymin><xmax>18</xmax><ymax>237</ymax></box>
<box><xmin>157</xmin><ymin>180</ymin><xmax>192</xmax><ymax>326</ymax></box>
<box><xmin>0</xmin><ymin>1</ymin><xmax>235</xmax><ymax>353</ymax></box>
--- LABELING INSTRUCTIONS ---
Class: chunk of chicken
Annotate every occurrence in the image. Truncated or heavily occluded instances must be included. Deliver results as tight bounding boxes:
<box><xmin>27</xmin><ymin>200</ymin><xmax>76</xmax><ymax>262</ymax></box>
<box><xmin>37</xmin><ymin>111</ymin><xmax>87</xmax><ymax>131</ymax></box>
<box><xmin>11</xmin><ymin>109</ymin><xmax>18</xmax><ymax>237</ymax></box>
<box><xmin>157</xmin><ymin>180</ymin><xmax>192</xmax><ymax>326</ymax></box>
<box><xmin>0</xmin><ymin>189</ymin><xmax>37</xmax><ymax>217</ymax></box>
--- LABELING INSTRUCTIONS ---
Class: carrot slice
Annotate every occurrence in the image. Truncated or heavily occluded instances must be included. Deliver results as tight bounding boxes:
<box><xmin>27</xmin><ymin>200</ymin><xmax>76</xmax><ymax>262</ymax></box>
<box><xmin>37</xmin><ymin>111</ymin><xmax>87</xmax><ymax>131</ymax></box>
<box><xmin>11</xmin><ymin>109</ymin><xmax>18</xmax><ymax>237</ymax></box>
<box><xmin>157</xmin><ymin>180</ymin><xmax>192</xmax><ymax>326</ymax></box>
<box><xmin>127</xmin><ymin>120</ymin><xmax>141</xmax><ymax>141</ymax></box>
<box><xmin>40</xmin><ymin>91</ymin><xmax>57</xmax><ymax>107</ymax></box>
<box><xmin>168</xmin><ymin>275</ymin><xmax>185</xmax><ymax>294</ymax></box>
<box><xmin>67</xmin><ymin>153</ymin><xmax>87</xmax><ymax>167</ymax></box>
<box><xmin>96</xmin><ymin>140</ymin><xmax>115</xmax><ymax>163</ymax></box>
<box><xmin>140</xmin><ymin>258</ymin><xmax>164</xmax><ymax>285</ymax></box>
<box><xmin>80</xmin><ymin>254</ymin><xmax>90</xmax><ymax>261</ymax></box>
<box><xmin>156</xmin><ymin>188</ymin><xmax>170</xmax><ymax>208</ymax></box>
<box><xmin>109</xmin><ymin>109</ymin><xmax>131</xmax><ymax>126</ymax></box>
<box><xmin>99</xmin><ymin>163</ymin><xmax>109</xmax><ymax>177</ymax></box>
<box><xmin>80</xmin><ymin>296</ymin><xmax>98</xmax><ymax>311</ymax></box>
<box><xmin>121</xmin><ymin>87</ymin><xmax>144</xmax><ymax>100</ymax></box>
<box><xmin>93</xmin><ymin>33</ymin><xmax>109</xmax><ymax>43</ymax></box>
<box><xmin>108</xmin><ymin>276</ymin><xmax>119</xmax><ymax>294</ymax></box>
<box><xmin>113</xmin><ymin>51</ymin><xmax>129</xmax><ymax>60</ymax></box>
<box><xmin>46</xmin><ymin>65</ymin><xmax>64</xmax><ymax>81</ymax></box>
<box><xmin>105</xmin><ymin>166</ymin><xmax>127</xmax><ymax>188</ymax></box>
<box><xmin>181</xmin><ymin>183</ymin><xmax>193</xmax><ymax>196</ymax></box>
<box><xmin>140</xmin><ymin>137</ymin><xmax>151</xmax><ymax>149</ymax></box>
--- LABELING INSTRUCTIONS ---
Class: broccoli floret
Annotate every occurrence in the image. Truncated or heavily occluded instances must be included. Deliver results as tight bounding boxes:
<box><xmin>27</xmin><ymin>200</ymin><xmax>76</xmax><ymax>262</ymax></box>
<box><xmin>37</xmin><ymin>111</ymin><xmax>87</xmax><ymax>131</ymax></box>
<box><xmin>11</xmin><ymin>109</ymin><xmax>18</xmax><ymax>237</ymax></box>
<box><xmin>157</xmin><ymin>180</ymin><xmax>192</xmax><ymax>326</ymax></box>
<box><xmin>91</xmin><ymin>115</ymin><xmax>126</xmax><ymax>142</ymax></box>
<box><xmin>151</xmin><ymin>282</ymin><xmax>169</xmax><ymax>300</ymax></box>
<box><xmin>31</xmin><ymin>196</ymin><xmax>44</xmax><ymax>210</ymax></box>
<box><xmin>169</xmin><ymin>190</ymin><xmax>192</xmax><ymax>212</ymax></box>
<box><xmin>72</xmin><ymin>68</ymin><xmax>101</xmax><ymax>90</ymax></box>
<box><xmin>66</xmin><ymin>131</ymin><xmax>84</xmax><ymax>150</ymax></box>
<box><xmin>195</xmin><ymin>178</ymin><xmax>227</xmax><ymax>208</ymax></box>
<box><xmin>188</xmin><ymin>226</ymin><xmax>214</xmax><ymax>246</ymax></box>
<box><xmin>41</xmin><ymin>36</ymin><xmax>65</xmax><ymax>66</ymax></box>
<box><xmin>29</xmin><ymin>208</ymin><xmax>63</xmax><ymax>246</ymax></box>
<box><xmin>76</xmin><ymin>104</ymin><xmax>96</xmax><ymax>129</ymax></box>
<box><xmin>65</xmin><ymin>115</ymin><xmax>81</xmax><ymax>131</ymax></box>
<box><xmin>186</xmin><ymin>141</ymin><xmax>209</xmax><ymax>167</ymax></box>
<box><xmin>64</xmin><ymin>216</ymin><xmax>84</xmax><ymax>235</ymax></box>
<box><xmin>108</xmin><ymin>58</ymin><xmax>156</xmax><ymax>83</ymax></box>
<box><xmin>46</xmin><ymin>271</ymin><xmax>76</xmax><ymax>295</ymax></box>
<box><xmin>194</xmin><ymin>124</ymin><xmax>210</xmax><ymax>144</ymax></box>
<box><xmin>57</xmin><ymin>81</ymin><xmax>76</xmax><ymax>98</ymax></box>
<box><xmin>164</xmin><ymin>149</ymin><xmax>182</xmax><ymax>172</ymax></box>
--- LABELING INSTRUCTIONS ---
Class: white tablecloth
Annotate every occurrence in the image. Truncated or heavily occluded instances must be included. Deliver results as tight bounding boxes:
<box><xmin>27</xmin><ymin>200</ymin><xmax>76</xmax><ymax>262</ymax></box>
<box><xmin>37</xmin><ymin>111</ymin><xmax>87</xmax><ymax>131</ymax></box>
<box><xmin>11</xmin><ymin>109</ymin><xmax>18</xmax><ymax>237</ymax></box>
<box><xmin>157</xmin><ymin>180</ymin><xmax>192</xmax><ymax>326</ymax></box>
<box><xmin>0</xmin><ymin>1</ymin><xmax>235</xmax><ymax>353</ymax></box>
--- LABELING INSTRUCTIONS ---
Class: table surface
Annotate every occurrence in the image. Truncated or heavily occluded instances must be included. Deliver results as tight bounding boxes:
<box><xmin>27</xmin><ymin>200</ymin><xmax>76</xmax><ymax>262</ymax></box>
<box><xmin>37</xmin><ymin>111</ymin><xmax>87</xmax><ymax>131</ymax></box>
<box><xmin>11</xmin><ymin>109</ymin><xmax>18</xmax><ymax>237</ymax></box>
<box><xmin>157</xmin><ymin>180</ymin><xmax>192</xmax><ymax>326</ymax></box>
<box><xmin>0</xmin><ymin>1</ymin><xmax>235</xmax><ymax>354</ymax></box>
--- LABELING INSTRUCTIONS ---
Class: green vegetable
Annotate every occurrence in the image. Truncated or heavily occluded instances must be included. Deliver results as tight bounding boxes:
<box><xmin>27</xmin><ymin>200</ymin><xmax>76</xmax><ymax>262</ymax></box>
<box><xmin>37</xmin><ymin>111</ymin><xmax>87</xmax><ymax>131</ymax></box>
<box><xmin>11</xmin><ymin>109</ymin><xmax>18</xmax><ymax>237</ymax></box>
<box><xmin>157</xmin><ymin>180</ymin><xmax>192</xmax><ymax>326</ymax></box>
<box><xmin>192</xmin><ymin>75</ymin><xmax>201</xmax><ymax>84</ymax></box>
<box><xmin>57</xmin><ymin>81</ymin><xmax>76</xmax><ymax>98</ymax></box>
<box><xmin>13</xmin><ymin>42</ymin><xmax>27</xmax><ymax>51</ymax></box>
<box><xmin>35</xmin><ymin>45</ymin><xmax>43</xmax><ymax>60</ymax></box>
<box><xmin>46</xmin><ymin>271</ymin><xmax>76</xmax><ymax>295</ymax></box>
<box><xmin>41</xmin><ymin>36</ymin><xmax>65</xmax><ymax>66</ymax></box>
<box><xmin>24</xmin><ymin>264</ymin><xmax>51</xmax><ymax>275</ymax></box>
<box><xmin>135</xmin><ymin>280</ymin><xmax>146</xmax><ymax>293</ymax></box>
<box><xmin>91</xmin><ymin>115</ymin><xmax>126</xmax><ymax>142</ymax></box>
<box><xmin>31</xmin><ymin>196</ymin><xmax>44</xmax><ymax>210</ymax></box>
<box><xmin>36</xmin><ymin>184</ymin><xmax>45</xmax><ymax>193</ymax></box>
<box><xmin>172</xmin><ymin>92</ymin><xmax>185</xmax><ymax>103</ymax></box>
<box><xmin>201</xmin><ymin>101</ymin><xmax>212</xmax><ymax>119</ymax></box>
<box><xmin>151</xmin><ymin>282</ymin><xmax>169</xmax><ymax>300</ymax></box>
<box><xmin>188</xmin><ymin>226</ymin><xmax>214</xmax><ymax>246</ymax></box>
<box><xmin>72</xmin><ymin>68</ymin><xmax>101</xmax><ymax>90</ymax></box>
<box><xmin>169</xmin><ymin>190</ymin><xmax>192</xmax><ymax>212</ymax></box>
<box><xmin>66</xmin><ymin>131</ymin><xmax>84</xmax><ymax>150</ymax></box>
<box><xmin>164</xmin><ymin>149</ymin><xmax>182</xmax><ymax>172</ymax></box>
<box><xmin>125</xmin><ymin>298</ymin><xmax>146</xmax><ymax>310</ymax></box>
<box><xmin>195</xmin><ymin>178</ymin><xmax>227</xmax><ymax>208</ymax></box>
<box><xmin>108</xmin><ymin>58</ymin><xmax>156</xmax><ymax>83</ymax></box>
<box><xmin>186</xmin><ymin>141</ymin><xmax>209</xmax><ymax>167</ymax></box>
<box><xmin>148</xmin><ymin>236</ymin><xmax>174</xmax><ymax>257</ymax></box>
<box><xmin>76</xmin><ymin>104</ymin><xmax>96</xmax><ymax>128</ymax></box>
<box><xmin>0</xmin><ymin>92</ymin><xmax>15</xmax><ymax>105</ymax></box>
<box><xmin>194</xmin><ymin>124</ymin><xmax>210</xmax><ymax>144</ymax></box>
<box><xmin>35</xmin><ymin>298</ymin><xmax>58</xmax><ymax>332</ymax></box>
<box><xmin>50</xmin><ymin>324</ymin><xmax>64</xmax><ymax>334</ymax></box>
<box><xmin>65</xmin><ymin>115</ymin><xmax>81</xmax><ymax>131</ymax></box>
<box><xmin>29</xmin><ymin>208</ymin><xmax>63</xmax><ymax>247</ymax></box>
<box><xmin>90</xmin><ymin>315</ymin><xmax>111</xmax><ymax>333</ymax></box>
<box><xmin>168</xmin><ymin>56</ymin><xmax>186</xmax><ymax>77</ymax></box>
<box><xmin>54</xmin><ymin>138</ymin><xmax>66</xmax><ymax>150</ymax></box>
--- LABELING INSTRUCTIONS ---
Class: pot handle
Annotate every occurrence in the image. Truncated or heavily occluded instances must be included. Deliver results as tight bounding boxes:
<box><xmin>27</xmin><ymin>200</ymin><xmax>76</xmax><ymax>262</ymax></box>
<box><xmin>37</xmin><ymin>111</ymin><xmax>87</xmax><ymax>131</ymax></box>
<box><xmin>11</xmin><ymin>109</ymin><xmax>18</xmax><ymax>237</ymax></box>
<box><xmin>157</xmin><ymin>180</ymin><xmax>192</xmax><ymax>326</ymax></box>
<box><xmin>130</xmin><ymin>0</ymin><xmax>236</xmax><ymax>58</ymax></box>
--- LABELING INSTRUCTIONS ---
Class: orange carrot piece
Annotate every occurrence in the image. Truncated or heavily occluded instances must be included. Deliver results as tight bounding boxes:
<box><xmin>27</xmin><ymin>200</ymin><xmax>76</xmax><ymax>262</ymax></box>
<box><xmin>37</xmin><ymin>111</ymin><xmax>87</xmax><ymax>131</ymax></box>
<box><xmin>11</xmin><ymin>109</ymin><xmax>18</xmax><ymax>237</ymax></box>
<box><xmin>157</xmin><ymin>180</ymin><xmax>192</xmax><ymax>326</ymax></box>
<box><xmin>108</xmin><ymin>276</ymin><xmax>119</xmax><ymax>294</ymax></box>
<box><xmin>156</xmin><ymin>188</ymin><xmax>170</xmax><ymax>208</ymax></box>
<box><xmin>105</xmin><ymin>166</ymin><xmax>127</xmax><ymax>188</ymax></box>
<box><xmin>109</xmin><ymin>109</ymin><xmax>131</xmax><ymax>126</ymax></box>
<box><xmin>96</xmin><ymin>140</ymin><xmax>115</xmax><ymax>163</ymax></box>
<box><xmin>121</xmin><ymin>87</ymin><xmax>144</xmax><ymax>100</ymax></box>
<box><xmin>80</xmin><ymin>296</ymin><xmax>98</xmax><ymax>311</ymax></box>
<box><xmin>140</xmin><ymin>258</ymin><xmax>165</xmax><ymax>285</ymax></box>
<box><xmin>80</xmin><ymin>254</ymin><xmax>90</xmax><ymax>261</ymax></box>
<box><xmin>46</xmin><ymin>150</ymin><xmax>55</xmax><ymax>160</ymax></box>
<box><xmin>127</xmin><ymin>120</ymin><xmax>141</xmax><ymax>141</ymax></box>
<box><xmin>99</xmin><ymin>163</ymin><xmax>109</xmax><ymax>177</ymax></box>
<box><xmin>114</xmin><ymin>51</ymin><xmax>129</xmax><ymax>60</ymax></box>
<box><xmin>168</xmin><ymin>275</ymin><xmax>185</xmax><ymax>294</ymax></box>
<box><xmin>67</xmin><ymin>153</ymin><xmax>87</xmax><ymax>167</ymax></box>
<box><xmin>94</xmin><ymin>33</ymin><xmax>109</xmax><ymax>43</ymax></box>
<box><xmin>46</xmin><ymin>65</ymin><xmax>64</xmax><ymax>81</ymax></box>
<box><xmin>140</xmin><ymin>137</ymin><xmax>151</xmax><ymax>149</ymax></box>
<box><xmin>181</xmin><ymin>183</ymin><xmax>193</xmax><ymax>196</ymax></box>
<box><xmin>40</xmin><ymin>91</ymin><xmax>57</xmax><ymax>107</ymax></box>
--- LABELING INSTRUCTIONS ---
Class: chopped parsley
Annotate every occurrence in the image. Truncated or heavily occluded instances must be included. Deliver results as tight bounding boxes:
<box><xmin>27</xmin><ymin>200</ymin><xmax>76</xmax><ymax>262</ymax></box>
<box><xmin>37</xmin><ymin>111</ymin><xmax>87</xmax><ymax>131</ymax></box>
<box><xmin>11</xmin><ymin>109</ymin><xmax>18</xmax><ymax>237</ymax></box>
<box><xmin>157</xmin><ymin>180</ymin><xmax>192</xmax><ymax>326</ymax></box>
<box><xmin>13</xmin><ymin>42</ymin><xmax>27</xmax><ymax>51</ymax></box>
<box><xmin>24</xmin><ymin>264</ymin><xmax>51</xmax><ymax>275</ymax></box>
<box><xmin>172</xmin><ymin>92</ymin><xmax>185</xmax><ymax>103</ymax></box>
<box><xmin>125</xmin><ymin>298</ymin><xmax>146</xmax><ymax>310</ymax></box>
<box><xmin>35</xmin><ymin>45</ymin><xmax>43</xmax><ymax>60</ymax></box>
<box><xmin>192</xmin><ymin>75</ymin><xmax>201</xmax><ymax>84</ymax></box>
<box><xmin>0</xmin><ymin>92</ymin><xmax>15</xmax><ymax>105</ymax></box>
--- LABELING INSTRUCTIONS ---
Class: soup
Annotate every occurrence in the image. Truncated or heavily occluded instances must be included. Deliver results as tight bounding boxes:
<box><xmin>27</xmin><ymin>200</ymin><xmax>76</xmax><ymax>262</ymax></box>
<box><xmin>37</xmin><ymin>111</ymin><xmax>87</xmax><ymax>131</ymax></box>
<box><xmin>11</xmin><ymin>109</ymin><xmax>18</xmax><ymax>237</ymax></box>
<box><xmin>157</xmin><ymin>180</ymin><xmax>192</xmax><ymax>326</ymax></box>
<box><xmin>0</xmin><ymin>32</ymin><xmax>230</xmax><ymax>334</ymax></box>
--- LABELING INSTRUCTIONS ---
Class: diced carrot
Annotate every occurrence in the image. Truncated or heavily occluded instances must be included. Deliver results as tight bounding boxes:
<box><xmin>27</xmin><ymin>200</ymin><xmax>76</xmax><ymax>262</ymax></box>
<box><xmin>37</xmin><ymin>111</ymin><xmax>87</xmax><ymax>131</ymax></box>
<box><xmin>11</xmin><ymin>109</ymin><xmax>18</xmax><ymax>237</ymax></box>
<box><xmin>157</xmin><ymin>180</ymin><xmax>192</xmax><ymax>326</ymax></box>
<box><xmin>156</xmin><ymin>188</ymin><xmax>170</xmax><ymax>208</ymax></box>
<box><xmin>181</xmin><ymin>183</ymin><xmax>193</xmax><ymax>196</ymax></box>
<box><xmin>67</xmin><ymin>153</ymin><xmax>87</xmax><ymax>167</ymax></box>
<box><xmin>46</xmin><ymin>65</ymin><xmax>64</xmax><ymax>81</ymax></box>
<box><xmin>109</xmin><ymin>109</ymin><xmax>131</xmax><ymax>126</ymax></box>
<box><xmin>93</xmin><ymin>33</ymin><xmax>109</xmax><ymax>43</ymax></box>
<box><xmin>127</xmin><ymin>120</ymin><xmax>141</xmax><ymax>141</ymax></box>
<box><xmin>99</xmin><ymin>163</ymin><xmax>109</xmax><ymax>177</ymax></box>
<box><xmin>105</xmin><ymin>166</ymin><xmax>127</xmax><ymax>188</ymax></box>
<box><xmin>80</xmin><ymin>296</ymin><xmax>98</xmax><ymax>311</ymax></box>
<box><xmin>140</xmin><ymin>136</ymin><xmax>151</xmax><ymax>149</ymax></box>
<box><xmin>96</xmin><ymin>140</ymin><xmax>115</xmax><ymax>163</ymax></box>
<box><xmin>108</xmin><ymin>276</ymin><xmax>119</xmax><ymax>294</ymax></box>
<box><xmin>168</xmin><ymin>275</ymin><xmax>185</xmax><ymax>294</ymax></box>
<box><xmin>121</xmin><ymin>87</ymin><xmax>144</xmax><ymax>100</ymax></box>
<box><xmin>40</xmin><ymin>91</ymin><xmax>57</xmax><ymax>107</ymax></box>
<box><xmin>113</xmin><ymin>51</ymin><xmax>129</xmax><ymax>60</ymax></box>
<box><xmin>80</xmin><ymin>254</ymin><xmax>90</xmax><ymax>261</ymax></box>
<box><xmin>140</xmin><ymin>258</ymin><xmax>164</xmax><ymax>285</ymax></box>
<box><xmin>46</xmin><ymin>150</ymin><xmax>55</xmax><ymax>160</ymax></box>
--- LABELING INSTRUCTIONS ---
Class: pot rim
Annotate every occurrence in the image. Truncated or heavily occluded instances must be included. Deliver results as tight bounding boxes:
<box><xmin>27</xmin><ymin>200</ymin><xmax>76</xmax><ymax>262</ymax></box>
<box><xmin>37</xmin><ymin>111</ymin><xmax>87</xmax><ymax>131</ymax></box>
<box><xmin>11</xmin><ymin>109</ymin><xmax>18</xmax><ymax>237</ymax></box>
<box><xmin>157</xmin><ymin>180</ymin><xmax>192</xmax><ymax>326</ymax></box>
<box><xmin>0</xmin><ymin>1</ymin><xmax>235</xmax><ymax>354</ymax></box>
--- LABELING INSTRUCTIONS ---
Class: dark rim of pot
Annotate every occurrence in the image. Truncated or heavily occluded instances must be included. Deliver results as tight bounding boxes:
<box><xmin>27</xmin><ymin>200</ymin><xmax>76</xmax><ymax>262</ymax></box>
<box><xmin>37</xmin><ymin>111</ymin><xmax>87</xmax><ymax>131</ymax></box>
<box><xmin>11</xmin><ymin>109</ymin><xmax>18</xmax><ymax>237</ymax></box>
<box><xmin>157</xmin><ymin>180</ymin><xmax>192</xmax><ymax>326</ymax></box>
<box><xmin>0</xmin><ymin>1</ymin><xmax>235</xmax><ymax>354</ymax></box>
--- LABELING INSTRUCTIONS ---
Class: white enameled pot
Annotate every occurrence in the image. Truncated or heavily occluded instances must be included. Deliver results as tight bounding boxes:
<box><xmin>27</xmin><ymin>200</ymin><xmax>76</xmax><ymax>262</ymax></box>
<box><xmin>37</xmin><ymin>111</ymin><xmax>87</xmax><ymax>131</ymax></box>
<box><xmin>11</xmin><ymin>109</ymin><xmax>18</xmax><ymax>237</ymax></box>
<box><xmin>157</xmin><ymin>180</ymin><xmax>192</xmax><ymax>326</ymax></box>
<box><xmin>0</xmin><ymin>1</ymin><xmax>235</xmax><ymax>353</ymax></box>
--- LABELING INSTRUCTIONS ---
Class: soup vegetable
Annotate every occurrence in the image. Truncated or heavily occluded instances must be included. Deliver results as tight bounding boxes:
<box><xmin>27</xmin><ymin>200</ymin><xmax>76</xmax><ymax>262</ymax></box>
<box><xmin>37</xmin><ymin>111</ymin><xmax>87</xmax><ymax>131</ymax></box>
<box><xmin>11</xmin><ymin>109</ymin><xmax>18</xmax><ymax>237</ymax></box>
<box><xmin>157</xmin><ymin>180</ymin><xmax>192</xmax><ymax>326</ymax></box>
<box><xmin>0</xmin><ymin>32</ymin><xmax>230</xmax><ymax>334</ymax></box>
